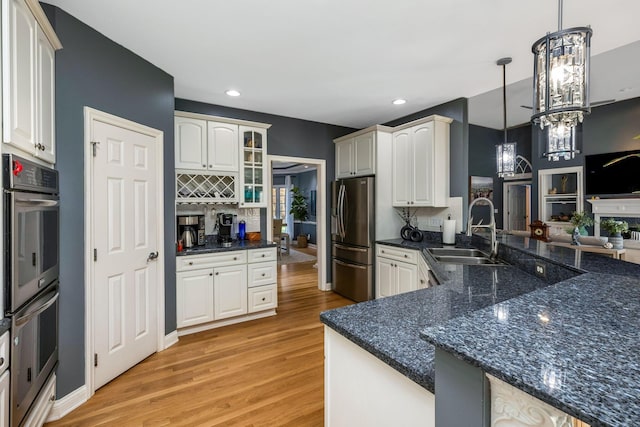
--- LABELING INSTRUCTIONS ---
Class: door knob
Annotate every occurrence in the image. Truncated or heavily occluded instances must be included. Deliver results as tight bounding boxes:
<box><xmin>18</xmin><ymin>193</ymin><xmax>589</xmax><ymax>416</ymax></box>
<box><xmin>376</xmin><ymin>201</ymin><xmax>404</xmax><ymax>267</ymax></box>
<box><xmin>147</xmin><ymin>251</ymin><xmax>159</xmax><ymax>262</ymax></box>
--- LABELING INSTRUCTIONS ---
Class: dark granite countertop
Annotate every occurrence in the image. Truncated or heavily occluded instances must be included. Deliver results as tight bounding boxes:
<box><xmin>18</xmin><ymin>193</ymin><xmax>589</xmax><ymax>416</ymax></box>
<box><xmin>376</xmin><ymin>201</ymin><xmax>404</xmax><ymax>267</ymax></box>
<box><xmin>176</xmin><ymin>239</ymin><xmax>276</xmax><ymax>256</ymax></box>
<box><xmin>322</xmin><ymin>234</ymin><xmax>640</xmax><ymax>424</ymax></box>
<box><xmin>421</xmin><ymin>273</ymin><xmax>640</xmax><ymax>426</ymax></box>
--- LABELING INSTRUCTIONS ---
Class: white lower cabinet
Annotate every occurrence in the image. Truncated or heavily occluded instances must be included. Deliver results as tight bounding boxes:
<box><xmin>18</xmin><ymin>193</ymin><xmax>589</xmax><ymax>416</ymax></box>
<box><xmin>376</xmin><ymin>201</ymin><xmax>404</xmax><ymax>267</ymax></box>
<box><xmin>375</xmin><ymin>244</ymin><xmax>421</xmax><ymax>298</ymax></box>
<box><xmin>176</xmin><ymin>247</ymin><xmax>278</xmax><ymax>332</ymax></box>
<box><xmin>213</xmin><ymin>265</ymin><xmax>248</xmax><ymax>320</ymax></box>
<box><xmin>176</xmin><ymin>269</ymin><xmax>215</xmax><ymax>327</ymax></box>
<box><xmin>0</xmin><ymin>370</ymin><xmax>8</xmax><ymax>427</ymax></box>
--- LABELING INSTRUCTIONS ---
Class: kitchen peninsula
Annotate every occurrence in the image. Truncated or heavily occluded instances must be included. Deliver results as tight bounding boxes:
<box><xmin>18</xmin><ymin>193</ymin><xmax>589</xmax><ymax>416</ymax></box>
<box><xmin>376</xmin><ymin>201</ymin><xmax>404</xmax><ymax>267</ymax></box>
<box><xmin>320</xmin><ymin>234</ymin><xmax>640</xmax><ymax>426</ymax></box>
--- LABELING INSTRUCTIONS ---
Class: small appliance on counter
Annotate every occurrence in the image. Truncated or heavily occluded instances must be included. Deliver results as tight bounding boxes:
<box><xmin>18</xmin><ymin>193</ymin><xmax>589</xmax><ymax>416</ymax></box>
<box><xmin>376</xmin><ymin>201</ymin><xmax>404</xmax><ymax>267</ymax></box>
<box><xmin>217</xmin><ymin>213</ymin><xmax>234</xmax><ymax>247</ymax></box>
<box><xmin>177</xmin><ymin>215</ymin><xmax>205</xmax><ymax>248</ymax></box>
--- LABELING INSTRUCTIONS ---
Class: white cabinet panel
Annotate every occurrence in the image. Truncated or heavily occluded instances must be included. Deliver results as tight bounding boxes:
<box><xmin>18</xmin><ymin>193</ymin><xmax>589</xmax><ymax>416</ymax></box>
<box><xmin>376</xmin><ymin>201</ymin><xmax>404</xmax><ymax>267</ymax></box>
<box><xmin>396</xmin><ymin>261</ymin><xmax>417</xmax><ymax>295</ymax></box>
<box><xmin>176</xmin><ymin>269</ymin><xmax>214</xmax><ymax>328</ymax></box>
<box><xmin>375</xmin><ymin>244</ymin><xmax>419</xmax><ymax>298</ymax></box>
<box><xmin>335</xmin><ymin>131</ymin><xmax>376</xmax><ymax>179</ymax></box>
<box><xmin>175</xmin><ymin>117</ymin><xmax>207</xmax><ymax>170</ymax></box>
<box><xmin>248</xmin><ymin>261</ymin><xmax>277</xmax><ymax>287</ymax></box>
<box><xmin>35</xmin><ymin>25</ymin><xmax>55</xmax><ymax>163</ymax></box>
<box><xmin>375</xmin><ymin>257</ymin><xmax>396</xmax><ymax>299</ymax></box>
<box><xmin>391</xmin><ymin>130</ymin><xmax>412</xmax><ymax>206</ymax></box>
<box><xmin>0</xmin><ymin>371</ymin><xmax>8</xmax><ymax>427</ymax></box>
<box><xmin>213</xmin><ymin>264</ymin><xmax>248</xmax><ymax>320</ymax></box>
<box><xmin>247</xmin><ymin>247</ymin><xmax>277</xmax><ymax>263</ymax></box>
<box><xmin>335</xmin><ymin>139</ymin><xmax>354</xmax><ymax>179</ymax></box>
<box><xmin>207</xmin><ymin>121</ymin><xmax>238</xmax><ymax>171</ymax></box>
<box><xmin>248</xmin><ymin>284</ymin><xmax>277</xmax><ymax>313</ymax></box>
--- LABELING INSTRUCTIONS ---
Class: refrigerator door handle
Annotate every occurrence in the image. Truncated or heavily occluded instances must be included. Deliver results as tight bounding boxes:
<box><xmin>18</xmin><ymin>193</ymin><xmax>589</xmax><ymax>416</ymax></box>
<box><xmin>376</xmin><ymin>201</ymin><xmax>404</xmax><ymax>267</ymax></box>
<box><xmin>338</xmin><ymin>184</ymin><xmax>346</xmax><ymax>239</ymax></box>
<box><xmin>334</xmin><ymin>243</ymin><xmax>367</xmax><ymax>253</ymax></box>
<box><xmin>334</xmin><ymin>259</ymin><xmax>368</xmax><ymax>270</ymax></box>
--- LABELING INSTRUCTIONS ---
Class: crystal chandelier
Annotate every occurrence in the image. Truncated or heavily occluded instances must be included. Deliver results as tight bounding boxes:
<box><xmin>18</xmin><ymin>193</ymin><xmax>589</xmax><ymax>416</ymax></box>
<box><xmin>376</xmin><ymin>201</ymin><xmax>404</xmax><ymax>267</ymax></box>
<box><xmin>531</xmin><ymin>0</ymin><xmax>591</xmax><ymax>160</ymax></box>
<box><xmin>496</xmin><ymin>57</ymin><xmax>516</xmax><ymax>178</ymax></box>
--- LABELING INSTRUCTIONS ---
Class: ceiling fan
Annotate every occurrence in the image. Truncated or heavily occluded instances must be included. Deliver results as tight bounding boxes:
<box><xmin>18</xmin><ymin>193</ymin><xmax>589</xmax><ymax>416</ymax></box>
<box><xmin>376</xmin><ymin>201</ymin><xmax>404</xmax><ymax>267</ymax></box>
<box><xmin>520</xmin><ymin>99</ymin><xmax>616</xmax><ymax>110</ymax></box>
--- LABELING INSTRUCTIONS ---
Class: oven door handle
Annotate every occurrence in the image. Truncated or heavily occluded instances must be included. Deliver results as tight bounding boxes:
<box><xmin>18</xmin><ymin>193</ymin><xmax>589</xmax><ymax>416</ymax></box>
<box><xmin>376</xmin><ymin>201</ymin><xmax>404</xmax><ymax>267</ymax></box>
<box><xmin>15</xmin><ymin>291</ymin><xmax>59</xmax><ymax>327</ymax></box>
<box><xmin>16</xmin><ymin>199</ymin><xmax>59</xmax><ymax>207</ymax></box>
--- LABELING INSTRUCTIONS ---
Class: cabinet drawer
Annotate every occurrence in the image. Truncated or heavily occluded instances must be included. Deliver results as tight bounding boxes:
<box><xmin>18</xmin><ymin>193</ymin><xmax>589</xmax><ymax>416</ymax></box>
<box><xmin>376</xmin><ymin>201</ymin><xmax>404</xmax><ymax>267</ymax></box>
<box><xmin>248</xmin><ymin>261</ymin><xmax>277</xmax><ymax>287</ymax></box>
<box><xmin>376</xmin><ymin>245</ymin><xmax>417</xmax><ymax>264</ymax></box>
<box><xmin>248</xmin><ymin>284</ymin><xmax>277</xmax><ymax>313</ymax></box>
<box><xmin>0</xmin><ymin>332</ymin><xmax>8</xmax><ymax>375</ymax></box>
<box><xmin>177</xmin><ymin>250</ymin><xmax>247</xmax><ymax>271</ymax></box>
<box><xmin>248</xmin><ymin>247</ymin><xmax>277</xmax><ymax>263</ymax></box>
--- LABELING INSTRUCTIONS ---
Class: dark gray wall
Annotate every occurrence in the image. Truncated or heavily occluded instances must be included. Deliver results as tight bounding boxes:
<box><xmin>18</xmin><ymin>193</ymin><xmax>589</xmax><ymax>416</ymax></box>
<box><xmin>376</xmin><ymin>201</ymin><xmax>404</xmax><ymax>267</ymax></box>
<box><xmin>43</xmin><ymin>4</ymin><xmax>175</xmax><ymax>397</ymax></box>
<box><xmin>384</xmin><ymin>98</ymin><xmax>470</xmax><ymax>223</ymax></box>
<box><xmin>531</xmin><ymin>96</ymin><xmax>640</xmax><ymax>219</ymax></box>
<box><xmin>175</xmin><ymin>99</ymin><xmax>355</xmax><ymax>282</ymax></box>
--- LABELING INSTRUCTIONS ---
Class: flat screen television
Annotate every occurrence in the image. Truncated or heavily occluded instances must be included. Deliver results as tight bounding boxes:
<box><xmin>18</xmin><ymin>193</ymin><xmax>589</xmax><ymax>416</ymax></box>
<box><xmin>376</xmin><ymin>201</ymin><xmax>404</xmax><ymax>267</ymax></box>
<box><xmin>585</xmin><ymin>149</ymin><xmax>640</xmax><ymax>196</ymax></box>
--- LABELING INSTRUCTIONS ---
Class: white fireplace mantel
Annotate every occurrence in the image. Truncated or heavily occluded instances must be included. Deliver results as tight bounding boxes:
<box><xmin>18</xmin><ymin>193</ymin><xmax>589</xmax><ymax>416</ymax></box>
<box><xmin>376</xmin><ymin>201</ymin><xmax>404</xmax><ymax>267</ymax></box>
<box><xmin>587</xmin><ymin>198</ymin><xmax>640</xmax><ymax>239</ymax></box>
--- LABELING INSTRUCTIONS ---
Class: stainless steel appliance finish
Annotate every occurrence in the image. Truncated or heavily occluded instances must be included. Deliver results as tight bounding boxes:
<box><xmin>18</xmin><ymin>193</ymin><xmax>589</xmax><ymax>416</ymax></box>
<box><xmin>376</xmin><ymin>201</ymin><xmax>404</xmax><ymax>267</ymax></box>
<box><xmin>4</xmin><ymin>153</ymin><xmax>60</xmax><ymax>427</ymax></box>
<box><xmin>217</xmin><ymin>213</ymin><xmax>234</xmax><ymax>242</ymax></box>
<box><xmin>177</xmin><ymin>215</ymin><xmax>205</xmax><ymax>247</ymax></box>
<box><xmin>331</xmin><ymin>177</ymin><xmax>375</xmax><ymax>302</ymax></box>
<box><xmin>3</xmin><ymin>154</ymin><xmax>59</xmax><ymax>314</ymax></box>
<box><xmin>11</xmin><ymin>283</ymin><xmax>58</xmax><ymax>426</ymax></box>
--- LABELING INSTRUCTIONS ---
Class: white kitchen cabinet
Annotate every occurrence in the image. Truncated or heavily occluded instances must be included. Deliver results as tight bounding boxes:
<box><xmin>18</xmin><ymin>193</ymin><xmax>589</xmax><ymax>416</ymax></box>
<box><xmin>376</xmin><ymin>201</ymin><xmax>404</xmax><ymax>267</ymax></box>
<box><xmin>213</xmin><ymin>264</ymin><xmax>248</xmax><ymax>320</ymax></box>
<box><xmin>392</xmin><ymin>115</ymin><xmax>452</xmax><ymax>207</ymax></box>
<box><xmin>417</xmin><ymin>255</ymin><xmax>430</xmax><ymax>290</ymax></box>
<box><xmin>375</xmin><ymin>244</ymin><xmax>418</xmax><ymax>298</ymax></box>
<box><xmin>247</xmin><ymin>247</ymin><xmax>278</xmax><ymax>313</ymax></box>
<box><xmin>239</xmin><ymin>126</ymin><xmax>267</xmax><ymax>207</ymax></box>
<box><xmin>0</xmin><ymin>370</ymin><xmax>8</xmax><ymax>427</ymax></box>
<box><xmin>335</xmin><ymin>132</ymin><xmax>375</xmax><ymax>178</ymax></box>
<box><xmin>175</xmin><ymin>117</ymin><xmax>239</xmax><ymax>172</ymax></box>
<box><xmin>207</xmin><ymin>121</ymin><xmax>239</xmax><ymax>172</ymax></box>
<box><xmin>176</xmin><ymin>247</ymin><xmax>277</xmax><ymax>333</ymax></box>
<box><xmin>176</xmin><ymin>269</ymin><xmax>215</xmax><ymax>328</ymax></box>
<box><xmin>2</xmin><ymin>0</ymin><xmax>61</xmax><ymax>163</ymax></box>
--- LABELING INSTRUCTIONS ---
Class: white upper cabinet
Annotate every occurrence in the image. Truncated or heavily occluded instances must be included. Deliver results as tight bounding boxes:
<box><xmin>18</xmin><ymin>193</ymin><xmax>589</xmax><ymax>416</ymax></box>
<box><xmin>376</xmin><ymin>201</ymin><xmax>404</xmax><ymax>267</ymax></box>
<box><xmin>175</xmin><ymin>117</ymin><xmax>239</xmax><ymax>172</ymax></box>
<box><xmin>334</xmin><ymin>131</ymin><xmax>375</xmax><ymax>179</ymax></box>
<box><xmin>2</xmin><ymin>0</ymin><xmax>61</xmax><ymax>164</ymax></box>
<box><xmin>239</xmin><ymin>126</ymin><xmax>267</xmax><ymax>208</ymax></box>
<box><xmin>391</xmin><ymin>115</ymin><xmax>452</xmax><ymax>207</ymax></box>
<box><xmin>207</xmin><ymin>122</ymin><xmax>239</xmax><ymax>172</ymax></box>
<box><xmin>175</xmin><ymin>117</ymin><xmax>207</xmax><ymax>170</ymax></box>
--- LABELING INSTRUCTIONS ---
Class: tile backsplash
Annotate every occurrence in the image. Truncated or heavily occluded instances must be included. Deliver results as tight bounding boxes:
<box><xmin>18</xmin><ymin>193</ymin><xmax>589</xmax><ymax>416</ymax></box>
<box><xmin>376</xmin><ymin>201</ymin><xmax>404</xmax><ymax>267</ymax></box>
<box><xmin>176</xmin><ymin>205</ymin><xmax>261</xmax><ymax>236</ymax></box>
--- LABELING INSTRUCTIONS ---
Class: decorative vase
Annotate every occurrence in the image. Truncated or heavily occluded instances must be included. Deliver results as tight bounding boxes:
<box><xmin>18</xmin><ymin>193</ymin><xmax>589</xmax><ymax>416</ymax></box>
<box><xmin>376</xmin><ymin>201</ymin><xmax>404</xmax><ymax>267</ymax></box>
<box><xmin>609</xmin><ymin>232</ymin><xmax>623</xmax><ymax>250</ymax></box>
<box><xmin>571</xmin><ymin>226</ymin><xmax>581</xmax><ymax>246</ymax></box>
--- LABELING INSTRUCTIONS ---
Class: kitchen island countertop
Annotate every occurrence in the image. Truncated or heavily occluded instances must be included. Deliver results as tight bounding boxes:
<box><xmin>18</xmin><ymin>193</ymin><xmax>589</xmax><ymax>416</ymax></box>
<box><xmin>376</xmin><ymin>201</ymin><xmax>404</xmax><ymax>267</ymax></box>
<box><xmin>321</xmin><ymin>234</ymin><xmax>640</xmax><ymax>425</ymax></box>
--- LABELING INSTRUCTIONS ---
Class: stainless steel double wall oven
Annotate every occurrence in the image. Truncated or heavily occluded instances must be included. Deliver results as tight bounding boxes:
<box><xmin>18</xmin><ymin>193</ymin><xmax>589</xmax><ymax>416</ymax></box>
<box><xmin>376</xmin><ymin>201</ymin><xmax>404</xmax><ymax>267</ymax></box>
<box><xmin>3</xmin><ymin>154</ymin><xmax>59</xmax><ymax>426</ymax></box>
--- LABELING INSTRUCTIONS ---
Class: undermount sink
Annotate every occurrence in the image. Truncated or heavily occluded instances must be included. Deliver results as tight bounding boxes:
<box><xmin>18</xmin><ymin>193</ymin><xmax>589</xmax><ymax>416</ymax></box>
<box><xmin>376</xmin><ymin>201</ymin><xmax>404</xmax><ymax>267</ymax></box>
<box><xmin>427</xmin><ymin>247</ymin><xmax>509</xmax><ymax>266</ymax></box>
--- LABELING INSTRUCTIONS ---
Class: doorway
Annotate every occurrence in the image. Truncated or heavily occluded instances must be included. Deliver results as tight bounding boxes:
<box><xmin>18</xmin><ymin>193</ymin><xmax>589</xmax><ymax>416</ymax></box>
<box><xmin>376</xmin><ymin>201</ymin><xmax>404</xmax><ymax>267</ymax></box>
<box><xmin>84</xmin><ymin>107</ymin><xmax>165</xmax><ymax>394</ymax></box>
<box><xmin>267</xmin><ymin>155</ymin><xmax>327</xmax><ymax>291</ymax></box>
<box><xmin>503</xmin><ymin>181</ymin><xmax>531</xmax><ymax>231</ymax></box>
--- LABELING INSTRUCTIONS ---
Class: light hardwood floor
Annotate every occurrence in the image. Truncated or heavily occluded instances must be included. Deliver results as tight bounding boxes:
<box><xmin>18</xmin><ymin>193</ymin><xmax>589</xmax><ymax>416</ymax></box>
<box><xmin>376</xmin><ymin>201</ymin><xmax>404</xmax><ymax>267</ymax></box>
<box><xmin>46</xmin><ymin>250</ymin><xmax>352</xmax><ymax>426</ymax></box>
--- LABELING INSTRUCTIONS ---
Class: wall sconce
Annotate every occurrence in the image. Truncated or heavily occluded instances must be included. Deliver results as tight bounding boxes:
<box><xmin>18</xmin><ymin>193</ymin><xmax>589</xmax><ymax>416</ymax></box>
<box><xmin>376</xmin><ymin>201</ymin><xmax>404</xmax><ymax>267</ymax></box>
<box><xmin>531</xmin><ymin>0</ymin><xmax>591</xmax><ymax>161</ymax></box>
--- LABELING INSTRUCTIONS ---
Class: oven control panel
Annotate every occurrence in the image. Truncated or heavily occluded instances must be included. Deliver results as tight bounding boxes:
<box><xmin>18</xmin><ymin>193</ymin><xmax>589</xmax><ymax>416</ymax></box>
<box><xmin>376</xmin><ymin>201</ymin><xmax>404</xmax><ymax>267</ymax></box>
<box><xmin>2</xmin><ymin>154</ymin><xmax>58</xmax><ymax>194</ymax></box>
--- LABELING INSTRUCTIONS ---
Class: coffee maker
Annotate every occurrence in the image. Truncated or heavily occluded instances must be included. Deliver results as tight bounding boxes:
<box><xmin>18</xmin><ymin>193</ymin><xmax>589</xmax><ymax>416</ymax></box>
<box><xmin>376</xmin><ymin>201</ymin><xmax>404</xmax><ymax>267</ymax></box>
<box><xmin>177</xmin><ymin>215</ymin><xmax>205</xmax><ymax>248</ymax></box>
<box><xmin>217</xmin><ymin>213</ymin><xmax>234</xmax><ymax>244</ymax></box>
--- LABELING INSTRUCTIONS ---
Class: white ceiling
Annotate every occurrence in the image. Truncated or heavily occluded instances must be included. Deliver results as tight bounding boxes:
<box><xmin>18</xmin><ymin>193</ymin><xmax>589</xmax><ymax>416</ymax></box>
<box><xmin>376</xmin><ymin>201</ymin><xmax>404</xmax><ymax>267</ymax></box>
<box><xmin>45</xmin><ymin>0</ymin><xmax>640</xmax><ymax>129</ymax></box>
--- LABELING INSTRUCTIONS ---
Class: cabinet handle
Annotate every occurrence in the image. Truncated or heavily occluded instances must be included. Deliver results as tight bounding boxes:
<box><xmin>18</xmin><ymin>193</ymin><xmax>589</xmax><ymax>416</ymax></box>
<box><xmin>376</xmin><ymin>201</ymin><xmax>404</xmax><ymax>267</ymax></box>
<box><xmin>0</xmin><ymin>357</ymin><xmax>4</xmax><ymax>367</ymax></box>
<box><xmin>420</xmin><ymin>279</ymin><xmax>425</xmax><ymax>284</ymax></box>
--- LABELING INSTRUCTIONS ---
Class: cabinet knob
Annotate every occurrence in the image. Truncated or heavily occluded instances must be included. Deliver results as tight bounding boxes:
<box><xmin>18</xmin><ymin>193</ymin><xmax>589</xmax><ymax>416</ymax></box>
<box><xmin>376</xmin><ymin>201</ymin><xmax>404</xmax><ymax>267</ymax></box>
<box><xmin>381</xmin><ymin>250</ymin><xmax>385</xmax><ymax>253</ymax></box>
<box><xmin>262</xmin><ymin>273</ymin><xmax>266</xmax><ymax>277</ymax></box>
<box><xmin>262</xmin><ymin>254</ymin><xmax>265</xmax><ymax>257</ymax></box>
<box><xmin>209</xmin><ymin>273</ymin><xmax>213</xmax><ymax>276</ymax></box>
<box><xmin>404</xmin><ymin>254</ymin><xmax>408</xmax><ymax>258</ymax></box>
<box><xmin>215</xmin><ymin>272</ymin><xmax>219</xmax><ymax>275</ymax></box>
<box><xmin>233</xmin><ymin>257</ymin><xmax>237</xmax><ymax>260</ymax></box>
<box><xmin>209</xmin><ymin>164</ymin><xmax>213</xmax><ymax>168</ymax></box>
<box><xmin>188</xmin><ymin>262</ymin><xmax>193</xmax><ymax>265</ymax></box>
<box><xmin>202</xmin><ymin>164</ymin><xmax>206</xmax><ymax>168</ymax></box>
<box><xmin>261</xmin><ymin>297</ymin><xmax>266</xmax><ymax>301</ymax></box>
<box><xmin>0</xmin><ymin>357</ymin><xmax>4</xmax><ymax>367</ymax></box>
<box><xmin>420</xmin><ymin>279</ymin><xmax>425</xmax><ymax>284</ymax></box>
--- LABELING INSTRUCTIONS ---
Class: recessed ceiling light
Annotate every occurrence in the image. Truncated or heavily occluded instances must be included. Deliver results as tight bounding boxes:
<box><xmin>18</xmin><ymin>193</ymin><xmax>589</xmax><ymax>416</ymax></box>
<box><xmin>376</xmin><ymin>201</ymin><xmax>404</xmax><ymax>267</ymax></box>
<box><xmin>226</xmin><ymin>89</ymin><xmax>240</xmax><ymax>97</ymax></box>
<box><xmin>392</xmin><ymin>99</ymin><xmax>407</xmax><ymax>105</ymax></box>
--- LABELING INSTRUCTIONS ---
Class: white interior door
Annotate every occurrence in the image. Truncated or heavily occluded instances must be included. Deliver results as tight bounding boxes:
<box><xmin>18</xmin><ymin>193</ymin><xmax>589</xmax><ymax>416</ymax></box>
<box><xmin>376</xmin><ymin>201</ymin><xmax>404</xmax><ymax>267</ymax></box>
<box><xmin>92</xmin><ymin>119</ymin><xmax>159</xmax><ymax>390</ymax></box>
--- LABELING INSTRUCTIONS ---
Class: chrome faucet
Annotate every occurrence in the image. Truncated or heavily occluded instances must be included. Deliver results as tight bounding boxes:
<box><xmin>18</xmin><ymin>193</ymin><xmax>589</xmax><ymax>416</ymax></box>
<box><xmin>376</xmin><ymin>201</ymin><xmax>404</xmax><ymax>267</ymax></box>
<box><xmin>466</xmin><ymin>197</ymin><xmax>498</xmax><ymax>259</ymax></box>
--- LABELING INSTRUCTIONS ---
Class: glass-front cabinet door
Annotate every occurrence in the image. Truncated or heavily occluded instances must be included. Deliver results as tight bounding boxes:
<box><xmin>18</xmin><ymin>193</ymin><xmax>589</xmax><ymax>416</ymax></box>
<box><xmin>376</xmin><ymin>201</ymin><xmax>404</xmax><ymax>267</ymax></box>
<box><xmin>239</xmin><ymin>126</ymin><xmax>267</xmax><ymax>207</ymax></box>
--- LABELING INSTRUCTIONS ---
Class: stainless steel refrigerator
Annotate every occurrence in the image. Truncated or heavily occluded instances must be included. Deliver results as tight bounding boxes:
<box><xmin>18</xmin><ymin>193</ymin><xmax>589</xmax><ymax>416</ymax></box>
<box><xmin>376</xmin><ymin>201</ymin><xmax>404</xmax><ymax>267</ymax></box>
<box><xmin>331</xmin><ymin>176</ymin><xmax>374</xmax><ymax>302</ymax></box>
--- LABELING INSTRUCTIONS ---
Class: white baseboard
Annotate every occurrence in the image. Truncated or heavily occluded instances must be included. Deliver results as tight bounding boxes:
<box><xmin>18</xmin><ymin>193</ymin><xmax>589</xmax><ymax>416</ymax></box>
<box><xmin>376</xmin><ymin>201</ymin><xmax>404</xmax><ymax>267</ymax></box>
<box><xmin>163</xmin><ymin>330</ymin><xmax>179</xmax><ymax>350</ymax></box>
<box><xmin>323</xmin><ymin>281</ymin><xmax>332</xmax><ymax>292</ymax></box>
<box><xmin>46</xmin><ymin>384</ymin><xmax>89</xmax><ymax>422</ymax></box>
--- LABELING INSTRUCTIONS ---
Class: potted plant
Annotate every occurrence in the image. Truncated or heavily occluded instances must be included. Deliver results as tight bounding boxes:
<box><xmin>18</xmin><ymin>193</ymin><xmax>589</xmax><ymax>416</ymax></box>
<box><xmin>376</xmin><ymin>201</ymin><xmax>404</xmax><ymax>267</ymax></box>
<box><xmin>600</xmin><ymin>218</ymin><xmax>628</xmax><ymax>249</ymax></box>
<box><xmin>289</xmin><ymin>186</ymin><xmax>309</xmax><ymax>248</ymax></box>
<box><xmin>569</xmin><ymin>211</ymin><xmax>593</xmax><ymax>246</ymax></box>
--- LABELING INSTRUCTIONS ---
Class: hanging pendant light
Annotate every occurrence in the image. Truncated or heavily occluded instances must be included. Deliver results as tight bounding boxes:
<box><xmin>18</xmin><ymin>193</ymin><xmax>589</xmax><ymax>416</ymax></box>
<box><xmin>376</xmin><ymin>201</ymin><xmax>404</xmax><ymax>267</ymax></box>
<box><xmin>531</xmin><ymin>0</ymin><xmax>591</xmax><ymax>160</ymax></box>
<box><xmin>496</xmin><ymin>57</ymin><xmax>517</xmax><ymax>178</ymax></box>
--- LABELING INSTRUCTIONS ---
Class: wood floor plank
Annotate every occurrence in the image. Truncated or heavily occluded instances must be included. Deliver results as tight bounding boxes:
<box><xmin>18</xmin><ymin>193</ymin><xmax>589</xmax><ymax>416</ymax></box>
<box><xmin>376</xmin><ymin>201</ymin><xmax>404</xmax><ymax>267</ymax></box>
<box><xmin>46</xmin><ymin>254</ymin><xmax>352</xmax><ymax>427</ymax></box>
